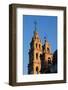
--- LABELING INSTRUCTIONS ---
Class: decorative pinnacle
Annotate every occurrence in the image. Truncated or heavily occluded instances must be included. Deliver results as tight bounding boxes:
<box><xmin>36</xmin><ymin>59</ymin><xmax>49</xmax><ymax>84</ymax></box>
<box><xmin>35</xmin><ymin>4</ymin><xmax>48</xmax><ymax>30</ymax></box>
<box><xmin>44</xmin><ymin>36</ymin><xmax>47</xmax><ymax>42</ymax></box>
<box><xmin>44</xmin><ymin>32</ymin><xmax>47</xmax><ymax>42</ymax></box>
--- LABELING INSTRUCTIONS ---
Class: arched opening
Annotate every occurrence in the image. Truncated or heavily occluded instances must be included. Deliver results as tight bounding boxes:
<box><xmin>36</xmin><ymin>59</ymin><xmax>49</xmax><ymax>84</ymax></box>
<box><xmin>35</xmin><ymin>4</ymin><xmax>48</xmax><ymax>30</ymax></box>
<box><xmin>36</xmin><ymin>67</ymin><xmax>39</xmax><ymax>74</ymax></box>
<box><xmin>36</xmin><ymin>43</ymin><xmax>37</xmax><ymax>48</ymax></box>
<box><xmin>47</xmin><ymin>57</ymin><xmax>52</xmax><ymax>73</ymax></box>
<box><xmin>47</xmin><ymin>47</ymin><xmax>50</xmax><ymax>53</ymax></box>
<box><xmin>48</xmin><ymin>57</ymin><xmax>51</xmax><ymax>64</ymax></box>
<box><xmin>36</xmin><ymin>53</ymin><xmax>38</xmax><ymax>59</ymax></box>
<box><xmin>39</xmin><ymin>44</ymin><xmax>41</xmax><ymax>49</ymax></box>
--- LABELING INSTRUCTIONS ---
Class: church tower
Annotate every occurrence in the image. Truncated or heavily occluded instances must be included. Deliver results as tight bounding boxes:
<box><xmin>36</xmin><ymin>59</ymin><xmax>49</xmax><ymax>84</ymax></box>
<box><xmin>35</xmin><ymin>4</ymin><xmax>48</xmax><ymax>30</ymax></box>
<box><xmin>28</xmin><ymin>22</ymin><xmax>42</xmax><ymax>74</ymax></box>
<box><xmin>41</xmin><ymin>39</ymin><xmax>53</xmax><ymax>73</ymax></box>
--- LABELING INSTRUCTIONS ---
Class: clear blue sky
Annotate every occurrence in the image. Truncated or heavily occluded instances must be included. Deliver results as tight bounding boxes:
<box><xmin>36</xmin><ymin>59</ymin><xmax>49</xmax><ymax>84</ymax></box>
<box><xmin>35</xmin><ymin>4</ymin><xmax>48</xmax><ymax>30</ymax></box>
<box><xmin>23</xmin><ymin>15</ymin><xmax>57</xmax><ymax>75</ymax></box>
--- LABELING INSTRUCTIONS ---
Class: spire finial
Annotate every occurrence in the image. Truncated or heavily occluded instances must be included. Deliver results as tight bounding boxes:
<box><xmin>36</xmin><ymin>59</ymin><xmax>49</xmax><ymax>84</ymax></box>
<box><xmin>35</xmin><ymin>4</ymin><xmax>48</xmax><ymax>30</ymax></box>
<box><xmin>44</xmin><ymin>32</ymin><xmax>47</xmax><ymax>42</ymax></box>
<box><xmin>44</xmin><ymin>36</ymin><xmax>47</xmax><ymax>42</ymax></box>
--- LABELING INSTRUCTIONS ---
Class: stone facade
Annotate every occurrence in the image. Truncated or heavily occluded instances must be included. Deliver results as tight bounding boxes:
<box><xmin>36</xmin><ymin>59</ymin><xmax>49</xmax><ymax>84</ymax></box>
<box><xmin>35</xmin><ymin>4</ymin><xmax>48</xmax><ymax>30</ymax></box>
<box><xmin>28</xmin><ymin>31</ymin><xmax>53</xmax><ymax>74</ymax></box>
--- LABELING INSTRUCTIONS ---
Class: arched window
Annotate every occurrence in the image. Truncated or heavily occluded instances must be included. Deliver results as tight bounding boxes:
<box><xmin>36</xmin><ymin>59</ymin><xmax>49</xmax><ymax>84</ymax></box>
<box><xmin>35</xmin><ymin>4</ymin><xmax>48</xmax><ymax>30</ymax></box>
<box><xmin>47</xmin><ymin>47</ymin><xmax>50</xmax><ymax>53</ymax></box>
<box><xmin>48</xmin><ymin>57</ymin><xmax>51</xmax><ymax>64</ymax></box>
<box><xmin>36</xmin><ymin>43</ymin><xmax>37</xmax><ymax>48</ymax></box>
<box><xmin>36</xmin><ymin>53</ymin><xmax>38</xmax><ymax>59</ymax></box>
<box><xmin>39</xmin><ymin>44</ymin><xmax>41</xmax><ymax>49</ymax></box>
<box><xmin>36</xmin><ymin>67</ymin><xmax>38</xmax><ymax>74</ymax></box>
<box><xmin>48</xmin><ymin>57</ymin><xmax>51</xmax><ymax>60</ymax></box>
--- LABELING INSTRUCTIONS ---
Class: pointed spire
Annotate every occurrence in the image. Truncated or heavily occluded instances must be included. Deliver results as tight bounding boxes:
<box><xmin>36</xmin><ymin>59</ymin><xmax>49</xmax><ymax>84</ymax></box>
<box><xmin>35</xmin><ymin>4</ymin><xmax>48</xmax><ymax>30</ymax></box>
<box><xmin>44</xmin><ymin>36</ymin><xmax>47</xmax><ymax>42</ymax></box>
<box><xmin>34</xmin><ymin>21</ymin><xmax>37</xmax><ymax>35</ymax></box>
<box><xmin>44</xmin><ymin>32</ymin><xmax>48</xmax><ymax>43</ymax></box>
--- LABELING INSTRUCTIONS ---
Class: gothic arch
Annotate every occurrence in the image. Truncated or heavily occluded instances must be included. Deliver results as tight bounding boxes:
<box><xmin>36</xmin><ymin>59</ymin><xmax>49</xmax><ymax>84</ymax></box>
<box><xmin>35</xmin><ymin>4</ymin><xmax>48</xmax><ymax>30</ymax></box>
<box><xmin>36</xmin><ymin>67</ymin><xmax>39</xmax><ymax>74</ymax></box>
<box><xmin>48</xmin><ymin>57</ymin><xmax>51</xmax><ymax>64</ymax></box>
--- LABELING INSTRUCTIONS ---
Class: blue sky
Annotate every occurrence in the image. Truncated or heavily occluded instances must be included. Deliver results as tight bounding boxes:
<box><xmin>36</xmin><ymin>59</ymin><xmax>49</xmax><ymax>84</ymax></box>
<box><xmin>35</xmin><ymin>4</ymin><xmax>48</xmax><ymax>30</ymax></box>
<box><xmin>23</xmin><ymin>15</ymin><xmax>57</xmax><ymax>75</ymax></box>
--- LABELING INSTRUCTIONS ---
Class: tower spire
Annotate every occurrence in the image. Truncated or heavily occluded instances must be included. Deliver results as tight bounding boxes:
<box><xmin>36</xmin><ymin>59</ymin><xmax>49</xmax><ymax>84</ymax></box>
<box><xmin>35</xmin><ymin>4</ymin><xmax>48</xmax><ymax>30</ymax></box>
<box><xmin>44</xmin><ymin>36</ymin><xmax>47</xmax><ymax>42</ymax></box>
<box><xmin>44</xmin><ymin>32</ymin><xmax>47</xmax><ymax>42</ymax></box>
<box><xmin>34</xmin><ymin>21</ymin><xmax>37</xmax><ymax>34</ymax></box>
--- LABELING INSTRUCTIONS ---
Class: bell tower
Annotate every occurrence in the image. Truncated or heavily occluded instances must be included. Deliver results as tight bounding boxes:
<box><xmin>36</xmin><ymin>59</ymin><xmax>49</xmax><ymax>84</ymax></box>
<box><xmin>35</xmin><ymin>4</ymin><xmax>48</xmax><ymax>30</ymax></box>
<box><xmin>28</xmin><ymin>22</ymin><xmax>42</xmax><ymax>74</ymax></box>
<box><xmin>41</xmin><ymin>39</ymin><xmax>53</xmax><ymax>73</ymax></box>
